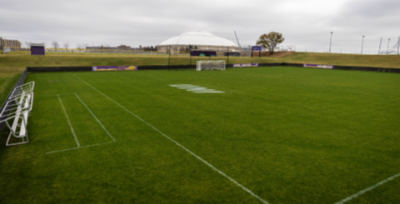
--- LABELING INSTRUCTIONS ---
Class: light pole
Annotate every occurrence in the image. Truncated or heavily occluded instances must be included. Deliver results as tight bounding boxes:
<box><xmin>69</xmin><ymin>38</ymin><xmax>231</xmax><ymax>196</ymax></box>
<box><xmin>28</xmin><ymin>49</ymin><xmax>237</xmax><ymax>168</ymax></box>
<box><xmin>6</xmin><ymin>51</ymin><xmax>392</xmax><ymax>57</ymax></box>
<box><xmin>361</xmin><ymin>35</ymin><xmax>365</xmax><ymax>54</ymax></box>
<box><xmin>387</xmin><ymin>38</ymin><xmax>390</xmax><ymax>55</ymax></box>
<box><xmin>329</xmin><ymin>32</ymin><xmax>333</xmax><ymax>53</ymax></box>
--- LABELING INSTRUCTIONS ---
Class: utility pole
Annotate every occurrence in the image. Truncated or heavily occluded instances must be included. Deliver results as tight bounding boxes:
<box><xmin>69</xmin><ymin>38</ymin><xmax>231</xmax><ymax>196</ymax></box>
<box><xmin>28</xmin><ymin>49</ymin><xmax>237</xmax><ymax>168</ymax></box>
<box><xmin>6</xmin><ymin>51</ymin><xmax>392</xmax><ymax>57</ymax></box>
<box><xmin>227</xmin><ymin>46</ymin><xmax>229</xmax><ymax>66</ymax></box>
<box><xmin>378</xmin><ymin>37</ymin><xmax>382</xmax><ymax>54</ymax></box>
<box><xmin>387</xmin><ymin>38</ymin><xmax>390</xmax><ymax>55</ymax></box>
<box><xmin>361</xmin><ymin>35</ymin><xmax>365</xmax><ymax>54</ymax></box>
<box><xmin>168</xmin><ymin>45</ymin><xmax>171</xmax><ymax>70</ymax></box>
<box><xmin>398</xmin><ymin>36</ymin><xmax>400</xmax><ymax>55</ymax></box>
<box><xmin>209</xmin><ymin>45</ymin><xmax>210</xmax><ymax>61</ymax></box>
<box><xmin>329</xmin><ymin>32</ymin><xmax>333</xmax><ymax>53</ymax></box>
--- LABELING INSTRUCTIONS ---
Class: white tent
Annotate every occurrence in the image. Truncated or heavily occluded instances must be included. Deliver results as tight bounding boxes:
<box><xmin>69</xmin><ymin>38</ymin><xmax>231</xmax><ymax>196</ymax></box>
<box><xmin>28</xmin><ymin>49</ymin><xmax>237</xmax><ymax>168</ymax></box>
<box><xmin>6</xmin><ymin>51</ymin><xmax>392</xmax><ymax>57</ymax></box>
<box><xmin>160</xmin><ymin>31</ymin><xmax>237</xmax><ymax>47</ymax></box>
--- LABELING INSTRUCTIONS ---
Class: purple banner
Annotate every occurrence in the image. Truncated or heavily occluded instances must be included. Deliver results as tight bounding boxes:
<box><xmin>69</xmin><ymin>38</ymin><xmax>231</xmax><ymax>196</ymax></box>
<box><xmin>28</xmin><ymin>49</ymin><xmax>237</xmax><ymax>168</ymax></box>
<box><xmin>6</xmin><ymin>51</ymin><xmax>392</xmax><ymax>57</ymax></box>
<box><xmin>92</xmin><ymin>66</ymin><xmax>138</xmax><ymax>71</ymax></box>
<box><xmin>232</xmin><ymin>63</ymin><xmax>259</xmax><ymax>68</ymax></box>
<box><xmin>251</xmin><ymin>46</ymin><xmax>262</xmax><ymax>51</ymax></box>
<box><xmin>31</xmin><ymin>46</ymin><xmax>45</xmax><ymax>55</ymax></box>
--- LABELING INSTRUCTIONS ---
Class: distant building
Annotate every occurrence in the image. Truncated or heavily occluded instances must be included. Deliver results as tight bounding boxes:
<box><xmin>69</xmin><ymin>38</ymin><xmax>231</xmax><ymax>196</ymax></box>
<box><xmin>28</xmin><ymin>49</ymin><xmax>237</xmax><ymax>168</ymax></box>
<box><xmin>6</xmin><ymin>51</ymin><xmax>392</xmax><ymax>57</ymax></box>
<box><xmin>117</xmin><ymin>45</ymin><xmax>131</xmax><ymax>49</ymax></box>
<box><xmin>0</xmin><ymin>37</ymin><xmax>21</xmax><ymax>50</ymax></box>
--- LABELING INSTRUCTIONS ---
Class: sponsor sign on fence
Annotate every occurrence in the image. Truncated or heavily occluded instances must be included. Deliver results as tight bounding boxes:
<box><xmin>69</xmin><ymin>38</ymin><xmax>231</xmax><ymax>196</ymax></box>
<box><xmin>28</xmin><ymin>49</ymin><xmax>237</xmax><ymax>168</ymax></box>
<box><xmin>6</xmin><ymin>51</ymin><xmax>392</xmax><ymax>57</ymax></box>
<box><xmin>251</xmin><ymin>46</ymin><xmax>262</xmax><ymax>51</ymax></box>
<box><xmin>303</xmin><ymin>64</ymin><xmax>334</xmax><ymax>69</ymax></box>
<box><xmin>92</xmin><ymin>66</ymin><xmax>138</xmax><ymax>71</ymax></box>
<box><xmin>233</xmin><ymin>63</ymin><xmax>259</xmax><ymax>68</ymax></box>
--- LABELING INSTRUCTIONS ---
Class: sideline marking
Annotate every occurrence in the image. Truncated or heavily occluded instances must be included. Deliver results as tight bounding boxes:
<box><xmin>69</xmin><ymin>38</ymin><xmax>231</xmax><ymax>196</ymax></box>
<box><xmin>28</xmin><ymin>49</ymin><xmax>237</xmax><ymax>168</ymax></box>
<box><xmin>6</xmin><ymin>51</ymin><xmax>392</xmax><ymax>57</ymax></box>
<box><xmin>58</xmin><ymin>95</ymin><xmax>80</xmax><ymax>147</ymax></box>
<box><xmin>75</xmin><ymin>93</ymin><xmax>116</xmax><ymax>142</ymax></box>
<box><xmin>334</xmin><ymin>172</ymin><xmax>400</xmax><ymax>204</ymax></box>
<box><xmin>46</xmin><ymin>142</ymin><xmax>113</xmax><ymax>154</ymax></box>
<box><xmin>75</xmin><ymin>75</ymin><xmax>270</xmax><ymax>204</ymax></box>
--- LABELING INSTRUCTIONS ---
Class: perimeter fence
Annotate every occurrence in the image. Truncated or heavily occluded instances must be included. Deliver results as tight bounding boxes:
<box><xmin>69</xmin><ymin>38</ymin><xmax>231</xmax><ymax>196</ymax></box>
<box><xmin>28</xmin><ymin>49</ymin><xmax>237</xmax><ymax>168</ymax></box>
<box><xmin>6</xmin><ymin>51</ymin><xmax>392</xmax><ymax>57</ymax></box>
<box><xmin>3</xmin><ymin>46</ymin><xmax>293</xmax><ymax>57</ymax></box>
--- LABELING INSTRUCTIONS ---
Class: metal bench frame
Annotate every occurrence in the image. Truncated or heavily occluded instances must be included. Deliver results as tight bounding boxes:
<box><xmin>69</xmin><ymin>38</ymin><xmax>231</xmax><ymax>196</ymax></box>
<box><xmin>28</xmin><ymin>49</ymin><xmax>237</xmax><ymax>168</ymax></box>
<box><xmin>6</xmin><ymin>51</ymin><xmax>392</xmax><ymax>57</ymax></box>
<box><xmin>0</xmin><ymin>82</ymin><xmax>34</xmax><ymax>146</ymax></box>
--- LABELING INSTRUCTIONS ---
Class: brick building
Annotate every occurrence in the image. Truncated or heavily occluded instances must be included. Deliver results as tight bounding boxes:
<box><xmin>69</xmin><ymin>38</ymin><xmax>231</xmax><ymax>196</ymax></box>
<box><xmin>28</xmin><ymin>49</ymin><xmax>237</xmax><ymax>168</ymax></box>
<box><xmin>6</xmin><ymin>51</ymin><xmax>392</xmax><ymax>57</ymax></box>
<box><xmin>0</xmin><ymin>37</ymin><xmax>21</xmax><ymax>50</ymax></box>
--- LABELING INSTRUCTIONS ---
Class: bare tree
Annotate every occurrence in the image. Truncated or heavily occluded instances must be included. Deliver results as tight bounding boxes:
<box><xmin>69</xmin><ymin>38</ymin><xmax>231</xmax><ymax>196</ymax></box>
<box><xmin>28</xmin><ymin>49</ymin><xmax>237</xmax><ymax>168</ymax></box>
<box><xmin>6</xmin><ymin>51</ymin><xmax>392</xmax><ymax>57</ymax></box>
<box><xmin>256</xmin><ymin>32</ymin><xmax>285</xmax><ymax>55</ymax></box>
<box><xmin>51</xmin><ymin>41</ymin><xmax>59</xmax><ymax>49</ymax></box>
<box><xmin>63</xmin><ymin>42</ymin><xmax>69</xmax><ymax>49</ymax></box>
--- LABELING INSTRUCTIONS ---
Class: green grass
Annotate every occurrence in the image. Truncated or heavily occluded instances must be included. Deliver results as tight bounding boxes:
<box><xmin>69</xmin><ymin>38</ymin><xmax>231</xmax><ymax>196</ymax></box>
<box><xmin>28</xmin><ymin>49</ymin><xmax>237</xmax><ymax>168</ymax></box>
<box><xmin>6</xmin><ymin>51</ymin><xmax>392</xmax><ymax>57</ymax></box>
<box><xmin>1</xmin><ymin>67</ymin><xmax>399</xmax><ymax>203</ymax></box>
<box><xmin>1</xmin><ymin>51</ymin><xmax>399</xmax><ymax>104</ymax></box>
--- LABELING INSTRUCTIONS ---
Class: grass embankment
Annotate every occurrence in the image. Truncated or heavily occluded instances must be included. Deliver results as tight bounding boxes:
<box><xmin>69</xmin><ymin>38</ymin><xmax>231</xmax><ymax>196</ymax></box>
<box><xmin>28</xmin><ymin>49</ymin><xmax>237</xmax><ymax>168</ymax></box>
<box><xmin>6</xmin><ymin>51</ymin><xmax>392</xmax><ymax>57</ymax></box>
<box><xmin>1</xmin><ymin>51</ymin><xmax>399</xmax><ymax>103</ymax></box>
<box><xmin>278</xmin><ymin>52</ymin><xmax>400</xmax><ymax>68</ymax></box>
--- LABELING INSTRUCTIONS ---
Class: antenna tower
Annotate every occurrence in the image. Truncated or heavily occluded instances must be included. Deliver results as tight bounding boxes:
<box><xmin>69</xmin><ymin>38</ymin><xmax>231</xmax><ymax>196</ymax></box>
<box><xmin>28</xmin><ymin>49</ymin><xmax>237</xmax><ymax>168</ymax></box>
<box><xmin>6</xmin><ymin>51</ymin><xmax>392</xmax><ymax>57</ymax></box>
<box><xmin>234</xmin><ymin>31</ymin><xmax>241</xmax><ymax>47</ymax></box>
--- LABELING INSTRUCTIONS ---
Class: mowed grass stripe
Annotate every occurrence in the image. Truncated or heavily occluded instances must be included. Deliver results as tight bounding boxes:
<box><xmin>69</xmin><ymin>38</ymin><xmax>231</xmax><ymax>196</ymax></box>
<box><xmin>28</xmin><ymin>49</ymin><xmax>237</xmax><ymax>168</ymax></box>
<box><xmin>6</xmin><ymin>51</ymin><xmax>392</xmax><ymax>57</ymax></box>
<box><xmin>335</xmin><ymin>172</ymin><xmax>400</xmax><ymax>204</ymax></box>
<box><xmin>1</xmin><ymin>67</ymin><xmax>399</xmax><ymax>203</ymax></box>
<box><xmin>71</xmin><ymin>68</ymin><xmax>400</xmax><ymax>203</ymax></box>
<box><xmin>15</xmin><ymin>72</ymin><xmax>262</xmax><ymax>203</ymax></box>
<box><xmin>45</xmin><ymin>93</ymin><xmax>116</xmax><ymax>154</ymax></box>
<box><xmin>74</xmin><ymin>93</ymin><xmax>116</xmax><ymax>142</ymax></box>
<box><xmin>74</xmin><ymin>74</ymin><xmax>271</xmax><ymax>204</ymax></box>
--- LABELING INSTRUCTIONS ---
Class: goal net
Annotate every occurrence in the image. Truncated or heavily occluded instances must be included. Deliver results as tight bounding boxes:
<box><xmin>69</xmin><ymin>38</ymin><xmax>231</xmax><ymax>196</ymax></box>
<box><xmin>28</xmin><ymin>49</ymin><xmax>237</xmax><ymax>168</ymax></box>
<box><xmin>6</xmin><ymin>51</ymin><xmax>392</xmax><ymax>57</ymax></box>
<box><xmin>196</xmin><ymin>60</ymin><xmax>226</xmax><ymax>71</ymax></box>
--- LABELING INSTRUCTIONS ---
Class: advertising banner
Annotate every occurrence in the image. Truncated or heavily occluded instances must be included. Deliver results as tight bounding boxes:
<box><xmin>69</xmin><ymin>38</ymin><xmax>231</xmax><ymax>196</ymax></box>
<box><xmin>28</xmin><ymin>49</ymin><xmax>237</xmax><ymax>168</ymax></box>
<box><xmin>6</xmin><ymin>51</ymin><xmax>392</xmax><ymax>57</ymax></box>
<box><xmin>251</xmin><ymin>46</ymin><xmax>262</xmax><ymax>51</ymax></box>
<box><xmin>92</xmin><ymin>66</ymin><xmax>138</xmax><ymax>71</ymax></box>
<box><xmin>303</xmin><ymin>64</ymin><xmax>334</xmax><ymax>69</ymax></box>
<box><xmin>233</xmin><ymin>63</ymin><xmax>259</xmax><ymax>68</ymax></box>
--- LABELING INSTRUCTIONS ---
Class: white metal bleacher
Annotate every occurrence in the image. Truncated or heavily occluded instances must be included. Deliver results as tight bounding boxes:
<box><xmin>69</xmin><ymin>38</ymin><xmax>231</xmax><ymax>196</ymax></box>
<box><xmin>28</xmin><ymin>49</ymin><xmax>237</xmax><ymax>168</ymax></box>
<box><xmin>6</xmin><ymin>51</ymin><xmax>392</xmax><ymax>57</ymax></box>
<box><xmin>0</xmin><ymin>81</ymin><xmax>34</xmax><ymax>146</ymax></box>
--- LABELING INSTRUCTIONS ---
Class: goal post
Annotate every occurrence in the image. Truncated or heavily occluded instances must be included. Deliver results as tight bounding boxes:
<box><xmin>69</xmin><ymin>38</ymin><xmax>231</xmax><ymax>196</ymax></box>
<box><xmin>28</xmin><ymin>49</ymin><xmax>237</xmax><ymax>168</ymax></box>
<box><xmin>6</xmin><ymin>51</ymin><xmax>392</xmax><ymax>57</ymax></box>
<box><xmin>196</xmin><ymin>60</ymin><xmax>226</xmax><ymax>71</ymax></box>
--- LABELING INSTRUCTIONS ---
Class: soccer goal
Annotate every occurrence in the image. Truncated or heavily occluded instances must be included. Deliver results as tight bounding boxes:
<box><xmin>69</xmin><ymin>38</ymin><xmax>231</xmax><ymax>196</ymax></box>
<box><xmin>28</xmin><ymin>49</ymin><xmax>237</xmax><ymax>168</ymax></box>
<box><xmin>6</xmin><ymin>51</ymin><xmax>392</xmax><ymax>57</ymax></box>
<box><xmin>196</xmin><ymin>60</ymin><xmax>226</xmax><ymax>71</ymax></box>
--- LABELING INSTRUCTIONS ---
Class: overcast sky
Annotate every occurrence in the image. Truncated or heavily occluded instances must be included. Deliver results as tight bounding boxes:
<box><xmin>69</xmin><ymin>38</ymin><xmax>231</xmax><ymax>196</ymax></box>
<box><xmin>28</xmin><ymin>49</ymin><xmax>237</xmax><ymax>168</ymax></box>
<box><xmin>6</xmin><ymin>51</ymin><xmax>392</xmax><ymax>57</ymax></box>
<box><xmin>1</xmin><ymin>0</ymin><xmax>399</xmax><ymax>54</ymax></box>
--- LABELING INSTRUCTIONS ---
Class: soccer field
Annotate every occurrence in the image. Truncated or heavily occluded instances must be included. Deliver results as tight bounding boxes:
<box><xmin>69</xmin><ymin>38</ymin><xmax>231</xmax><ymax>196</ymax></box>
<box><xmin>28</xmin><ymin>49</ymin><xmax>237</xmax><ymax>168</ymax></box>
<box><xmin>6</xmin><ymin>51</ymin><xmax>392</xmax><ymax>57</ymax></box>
<box><xmin>1</xmin><ymin>67</ymin><xmax>399</xmax><ymax>204</ymax></box>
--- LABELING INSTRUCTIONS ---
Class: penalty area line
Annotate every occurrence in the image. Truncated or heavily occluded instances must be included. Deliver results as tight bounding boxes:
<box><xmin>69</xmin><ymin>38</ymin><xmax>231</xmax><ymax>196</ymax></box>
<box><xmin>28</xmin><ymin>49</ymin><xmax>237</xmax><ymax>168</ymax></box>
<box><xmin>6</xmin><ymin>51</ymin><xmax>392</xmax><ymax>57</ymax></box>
<box><xmin>46</xmin><ymin>142</ymin><xmax>113</xmax><ymax>154</ymax></box>
<box><xmin>334</xmin><ymin>172</ymin><xmax>400</xmax><ymax>204</ymax></box>
<box><xmin>58</xmin><ymin>94</ymin><xmax>80</xmax><ymax>147</ymax></box>
<box><xmin>74</xmin><ymin>74</ymin><xmax>270</xmax><ymax>204</ymax></box>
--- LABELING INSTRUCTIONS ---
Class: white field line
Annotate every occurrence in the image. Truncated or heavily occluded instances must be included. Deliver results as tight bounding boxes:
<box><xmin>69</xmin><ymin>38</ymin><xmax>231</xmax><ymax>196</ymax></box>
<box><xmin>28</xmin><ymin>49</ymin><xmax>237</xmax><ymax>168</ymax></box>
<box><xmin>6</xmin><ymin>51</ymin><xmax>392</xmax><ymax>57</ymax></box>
<box><xmin>74</xmin><ymin>75</ymin><xmax>270</xmax><ymax>204</ymax></box>
<box><xmin>46</xmin><ymin>142</ymin><xmax>113</xmax><ymax>154</ymax></box>
<box><xmin>57</xmin><ymin>95</ymin><xmax>80</xmax><ymax>147</ymax></box>
<box><xmin>334</xmin><ymin>172</ymin><xmax>400</xmax><ymax>204</ymax></box>
<box><xmin>74</xmin><ymin>93</ymin><xmax>116</xmax><ymax>142</ymax></box>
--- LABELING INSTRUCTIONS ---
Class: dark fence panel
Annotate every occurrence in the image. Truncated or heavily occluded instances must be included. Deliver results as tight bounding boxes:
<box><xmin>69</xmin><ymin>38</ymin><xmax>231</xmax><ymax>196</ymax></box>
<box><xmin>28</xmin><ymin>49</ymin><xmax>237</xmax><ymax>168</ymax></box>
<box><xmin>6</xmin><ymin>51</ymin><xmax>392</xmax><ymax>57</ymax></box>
<box><xmin>27</xmin><ymin>67</ymin><xmax>92</xmax><ymax>72</ymax></box>
<box><xmin>138</xmin><ymin>65</ymin><xmax>194</xmax><ymax>70</ymax></box>
<box><xmin>26</xmin><ymin>64</ymin><xmax>400</xmax><ymax>73</ymax></box>
<box><xmin>333</xmin><ymin>65</ymin><xmax>400</xmax><ymax>73</ymax></box>
<box><xmin>257</xmin><ymin>63</ymin><xmax>303</xmax><ymax>67</ymax></box>
<box><xmin>190</xmin><ymin>51</ymin><xmax>216</xmax><ymax>57</ymax></box>
<box><xmin>0</xmin><ymin>68</ymin><xmax>28</xmax><ymax>135</ymax></box>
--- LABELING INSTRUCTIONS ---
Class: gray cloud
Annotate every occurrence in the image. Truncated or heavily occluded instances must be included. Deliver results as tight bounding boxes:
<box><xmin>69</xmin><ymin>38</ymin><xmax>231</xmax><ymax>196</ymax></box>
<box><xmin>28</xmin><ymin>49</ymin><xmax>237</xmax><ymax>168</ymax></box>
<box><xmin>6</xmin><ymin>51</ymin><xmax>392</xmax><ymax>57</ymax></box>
<box><xmin>344</xmin><ymin>0</ymin><xmax>400</xmax><ymax>18</ymax></box>
<box><xmin>0</xmin><ymin>0</ymin><xmax>399</xmax><ymax>53</ymax></box>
